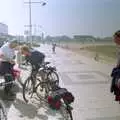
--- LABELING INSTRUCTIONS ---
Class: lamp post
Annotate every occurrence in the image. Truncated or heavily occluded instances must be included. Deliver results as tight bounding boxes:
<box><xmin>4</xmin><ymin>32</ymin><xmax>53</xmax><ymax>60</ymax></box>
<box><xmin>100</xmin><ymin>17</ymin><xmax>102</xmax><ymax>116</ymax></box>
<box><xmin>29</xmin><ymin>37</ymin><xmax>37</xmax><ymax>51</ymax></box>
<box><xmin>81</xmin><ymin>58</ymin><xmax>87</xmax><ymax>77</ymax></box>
<box><xmin>24</xmin><ymin>0</ymin><xmax>47</xmax><ymax>46</ymax></box>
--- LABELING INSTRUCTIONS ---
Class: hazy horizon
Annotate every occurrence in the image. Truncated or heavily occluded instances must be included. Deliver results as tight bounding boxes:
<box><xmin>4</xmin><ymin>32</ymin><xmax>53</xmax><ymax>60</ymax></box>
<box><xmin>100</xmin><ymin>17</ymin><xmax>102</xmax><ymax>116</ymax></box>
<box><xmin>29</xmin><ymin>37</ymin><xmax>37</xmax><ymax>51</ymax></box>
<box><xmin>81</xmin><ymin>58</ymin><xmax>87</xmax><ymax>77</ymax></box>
<box><xmin>0</xmin><ymin>0</ymin><xmax>120</xmax><ymax>37</ymax></box>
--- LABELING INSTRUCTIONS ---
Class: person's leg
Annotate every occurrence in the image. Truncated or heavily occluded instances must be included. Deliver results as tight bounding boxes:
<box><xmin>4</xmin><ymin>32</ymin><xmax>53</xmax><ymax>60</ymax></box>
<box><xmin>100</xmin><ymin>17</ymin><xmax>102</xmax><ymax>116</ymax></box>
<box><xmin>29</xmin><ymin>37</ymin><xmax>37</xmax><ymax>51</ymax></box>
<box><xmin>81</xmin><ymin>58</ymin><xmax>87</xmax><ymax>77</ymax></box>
<box><xmin>4</xmin><ymin>74</ymin><xmax>13</xmax><ymax>94</ymax></box>
<box><xmin>3</xmin><ymin>62</ymin><xmax>15</xmax><ymax>95</ymax></box>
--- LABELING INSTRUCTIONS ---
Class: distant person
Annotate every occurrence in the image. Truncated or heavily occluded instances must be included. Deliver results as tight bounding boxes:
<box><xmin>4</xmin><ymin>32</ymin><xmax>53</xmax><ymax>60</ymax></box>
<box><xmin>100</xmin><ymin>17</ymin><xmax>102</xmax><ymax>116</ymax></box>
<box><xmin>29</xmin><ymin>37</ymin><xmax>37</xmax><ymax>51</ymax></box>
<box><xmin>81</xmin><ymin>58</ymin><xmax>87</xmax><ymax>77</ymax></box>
<box><xmin>52</xmin><ymin>43</ymin><xmax>56</xmax><ymax>53</ymax></box>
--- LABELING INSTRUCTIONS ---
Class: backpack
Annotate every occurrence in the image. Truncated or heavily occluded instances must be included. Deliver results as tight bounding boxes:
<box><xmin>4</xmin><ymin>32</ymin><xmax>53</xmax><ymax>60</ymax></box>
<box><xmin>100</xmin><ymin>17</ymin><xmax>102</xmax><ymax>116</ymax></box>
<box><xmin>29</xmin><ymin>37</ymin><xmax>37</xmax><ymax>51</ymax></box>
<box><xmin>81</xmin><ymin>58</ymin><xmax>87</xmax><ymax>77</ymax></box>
<box><xmin>47</xmin><ymin>95</ymin><xmax>61</xmax><ymax>110</ymax></box>
<box><xmin>62</xmin><ymin>91</ymin><xmax>75</xmax><ymax>104</ymax></box>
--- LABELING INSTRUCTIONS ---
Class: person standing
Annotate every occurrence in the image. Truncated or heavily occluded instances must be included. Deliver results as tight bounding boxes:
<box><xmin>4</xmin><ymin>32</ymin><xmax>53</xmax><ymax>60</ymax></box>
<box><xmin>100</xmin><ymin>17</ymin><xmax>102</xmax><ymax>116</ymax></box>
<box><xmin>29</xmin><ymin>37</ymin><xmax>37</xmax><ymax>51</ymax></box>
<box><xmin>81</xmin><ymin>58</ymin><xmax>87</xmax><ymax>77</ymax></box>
<box><xmin>0</xmin><ymin>40</ymin><xmax>18</xmax><ymax>97</ymax></box>
<box><xmin>52</xmin><ymin>43</ymin><xmax>56</xmax><ymax>53</ymax></box>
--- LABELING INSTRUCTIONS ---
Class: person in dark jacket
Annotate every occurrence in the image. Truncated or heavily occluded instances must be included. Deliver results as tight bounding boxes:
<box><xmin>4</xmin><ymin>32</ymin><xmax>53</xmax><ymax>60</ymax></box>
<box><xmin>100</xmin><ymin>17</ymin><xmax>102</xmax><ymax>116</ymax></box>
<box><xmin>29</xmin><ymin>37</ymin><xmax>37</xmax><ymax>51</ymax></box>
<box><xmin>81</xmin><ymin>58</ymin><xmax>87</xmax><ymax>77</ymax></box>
<box><xmin>20</xmin><ymin>45</ymin><xmax>45</xmax><ymax>71</ymax></box>
<box><xmin>111</xmin><ymin>30</ymin><xmax>120</xmax><ymax>102</ymax></box>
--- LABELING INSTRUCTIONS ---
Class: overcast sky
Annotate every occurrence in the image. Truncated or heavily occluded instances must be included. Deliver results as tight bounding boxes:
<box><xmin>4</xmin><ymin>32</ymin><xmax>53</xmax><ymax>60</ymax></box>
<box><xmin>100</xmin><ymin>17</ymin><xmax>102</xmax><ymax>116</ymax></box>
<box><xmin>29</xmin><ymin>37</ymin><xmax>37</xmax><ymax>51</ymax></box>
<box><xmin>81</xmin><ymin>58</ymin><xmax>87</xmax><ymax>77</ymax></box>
<box><xmin>0</xmin><ymin>0</ymin><xmax>120</xmax><ymax>37</ymax></box>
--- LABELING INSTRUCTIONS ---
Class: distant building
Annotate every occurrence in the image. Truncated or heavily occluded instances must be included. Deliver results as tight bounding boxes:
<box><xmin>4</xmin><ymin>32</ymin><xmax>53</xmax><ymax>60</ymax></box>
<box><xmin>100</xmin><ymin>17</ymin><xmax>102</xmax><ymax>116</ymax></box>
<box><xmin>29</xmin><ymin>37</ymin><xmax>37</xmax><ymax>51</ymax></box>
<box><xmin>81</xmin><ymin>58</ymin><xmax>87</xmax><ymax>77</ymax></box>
<box><xmin>103</xmin><ymin>37</ymin><xmax>113</xmax><ymax>41</ymax></box>
<box><xmin>45</xmin><ymin>35</ymin><xmax>72</xmax><ymax>42</ymax></box>
<box><xmin>73</xmin><ymin>35</ymin><xmax>96</xmax><ymax>42</ymax></box>
<box><xmin>0</xmin><ymin>23</ymin><xmax>8</xmax><ymax>47</ymax></box>
<box><xmin>53</xmin><ymin>35</ymin><xmax>72</xmax><ymax>41</ymax></box>
<box><xmin>0</xmin><ymin>23</ymin><xmax>8</xmax><ymax>35</ymax></box>
<box><xmin>15</xmin><ymin>35</ymin><xmax>24</xmax><ymax>42</ymax></box>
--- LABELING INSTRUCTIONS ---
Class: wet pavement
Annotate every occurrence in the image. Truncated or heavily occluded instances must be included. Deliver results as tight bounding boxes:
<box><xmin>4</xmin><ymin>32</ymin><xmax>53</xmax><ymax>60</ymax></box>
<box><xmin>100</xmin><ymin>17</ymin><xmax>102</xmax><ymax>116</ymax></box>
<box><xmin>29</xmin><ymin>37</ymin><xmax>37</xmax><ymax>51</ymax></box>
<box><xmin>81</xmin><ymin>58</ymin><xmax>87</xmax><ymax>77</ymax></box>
<box><xmin>0</xmin><ymin>44</ymin><xmax>119</xmax><ymax>120</ymax></box>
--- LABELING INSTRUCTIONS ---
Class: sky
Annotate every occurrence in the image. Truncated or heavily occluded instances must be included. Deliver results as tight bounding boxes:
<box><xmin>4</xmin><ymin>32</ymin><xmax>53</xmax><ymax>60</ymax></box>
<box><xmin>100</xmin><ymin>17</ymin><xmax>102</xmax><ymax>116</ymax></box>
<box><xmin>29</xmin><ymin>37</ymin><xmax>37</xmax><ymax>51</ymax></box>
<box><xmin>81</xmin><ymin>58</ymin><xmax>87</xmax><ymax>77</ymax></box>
<box><xmin>0</xmin><ymin>0</ymin><xmax>120</xmax><ymax>37</ymax></box>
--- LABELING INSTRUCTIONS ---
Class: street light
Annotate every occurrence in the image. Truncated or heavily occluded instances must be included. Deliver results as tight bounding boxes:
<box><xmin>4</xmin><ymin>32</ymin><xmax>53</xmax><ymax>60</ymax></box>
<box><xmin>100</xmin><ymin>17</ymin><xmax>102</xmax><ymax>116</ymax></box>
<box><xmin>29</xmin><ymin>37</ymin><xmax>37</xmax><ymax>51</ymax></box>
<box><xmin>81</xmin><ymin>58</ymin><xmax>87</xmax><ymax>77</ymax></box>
<box><xmin>24</xmin><ymin>0</ymin><xmax>47</xmax><ymax>46</ymax></box>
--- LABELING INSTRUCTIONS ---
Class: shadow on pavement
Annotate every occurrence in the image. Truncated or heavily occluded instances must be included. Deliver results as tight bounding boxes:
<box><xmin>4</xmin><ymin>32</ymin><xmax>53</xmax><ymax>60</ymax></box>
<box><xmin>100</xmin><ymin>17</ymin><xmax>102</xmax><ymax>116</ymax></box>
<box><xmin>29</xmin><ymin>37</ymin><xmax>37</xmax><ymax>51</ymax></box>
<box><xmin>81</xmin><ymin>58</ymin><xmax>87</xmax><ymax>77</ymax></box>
<box><xmin>32</xmin><ymin>100</ymin><xmax>63</xmax><ymax>119</ymax></box>
<box><xmin>0</xmin><ymin>88</ymin><xmax>16</xmax><ymax>113</ymax></box>
<box><xmin>13</xmin><ymin>98</ymin><xmax>48</xmax><ymax>120</ymax></box>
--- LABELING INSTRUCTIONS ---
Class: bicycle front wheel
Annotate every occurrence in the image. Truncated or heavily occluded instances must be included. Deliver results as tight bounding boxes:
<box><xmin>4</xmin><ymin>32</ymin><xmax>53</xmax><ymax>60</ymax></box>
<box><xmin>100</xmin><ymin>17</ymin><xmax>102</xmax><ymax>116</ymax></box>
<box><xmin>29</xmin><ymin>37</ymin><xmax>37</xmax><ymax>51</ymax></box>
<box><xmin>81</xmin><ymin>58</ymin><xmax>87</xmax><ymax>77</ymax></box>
<box><xmin>0</xmin><ymin>100</ymin><xmax>7</xmax><ymax>120</ymax></box>
<box><xmin>23</xmin><ymin>77</ymin><xmax>34</xmax><ymax>103</ymax></box>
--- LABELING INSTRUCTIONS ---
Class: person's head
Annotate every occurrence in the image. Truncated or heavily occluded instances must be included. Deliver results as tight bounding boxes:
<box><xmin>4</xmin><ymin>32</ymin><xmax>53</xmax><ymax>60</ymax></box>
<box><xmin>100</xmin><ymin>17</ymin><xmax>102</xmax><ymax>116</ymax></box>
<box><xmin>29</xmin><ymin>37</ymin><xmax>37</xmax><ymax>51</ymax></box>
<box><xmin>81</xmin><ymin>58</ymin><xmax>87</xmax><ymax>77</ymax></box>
<box><xmin>114</xmin><ymin>30</ymin><xmax>120</xmax><ymax>45</ymax></box>
<box><xmin>21</xmin><ymin>45</ymin><xmax>30</xmax><ymax>56</ymax></box>
<box><xmin>9</xmin><ymin>40</ymin><xmax>18</xmax><ymax>49</ymax></box>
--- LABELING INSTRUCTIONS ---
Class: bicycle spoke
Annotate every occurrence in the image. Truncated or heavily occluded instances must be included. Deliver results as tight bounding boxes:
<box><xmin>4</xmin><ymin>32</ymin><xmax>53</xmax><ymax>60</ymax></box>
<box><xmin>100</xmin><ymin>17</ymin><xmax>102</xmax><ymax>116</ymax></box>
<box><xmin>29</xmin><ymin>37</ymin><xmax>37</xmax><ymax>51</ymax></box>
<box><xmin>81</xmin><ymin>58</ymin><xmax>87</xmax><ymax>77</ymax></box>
<box><xmin>36</xmin><ymin>82</ymin><xmax>49</xmax><ymax>101</ymax></box>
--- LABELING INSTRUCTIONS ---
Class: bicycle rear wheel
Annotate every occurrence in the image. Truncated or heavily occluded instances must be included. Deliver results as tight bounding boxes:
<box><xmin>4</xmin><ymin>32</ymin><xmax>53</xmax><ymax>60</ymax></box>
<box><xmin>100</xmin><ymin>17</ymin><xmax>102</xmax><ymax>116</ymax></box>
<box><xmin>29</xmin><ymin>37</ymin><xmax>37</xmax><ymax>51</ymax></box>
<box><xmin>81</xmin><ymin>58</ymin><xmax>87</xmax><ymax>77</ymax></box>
<box><xmin>47</xmin><ymin>71</ymin><xmax>59</xmax><ymax>91</ymax></box>
<box><xmin>36</xmin><ymin>79</ymin><xmax>49</xmax><ymax>102</ymax></box>
<box><xmin>0</xmin><ymin>100</ymin><xmax>7</xmax><ymax>120</ymax></box>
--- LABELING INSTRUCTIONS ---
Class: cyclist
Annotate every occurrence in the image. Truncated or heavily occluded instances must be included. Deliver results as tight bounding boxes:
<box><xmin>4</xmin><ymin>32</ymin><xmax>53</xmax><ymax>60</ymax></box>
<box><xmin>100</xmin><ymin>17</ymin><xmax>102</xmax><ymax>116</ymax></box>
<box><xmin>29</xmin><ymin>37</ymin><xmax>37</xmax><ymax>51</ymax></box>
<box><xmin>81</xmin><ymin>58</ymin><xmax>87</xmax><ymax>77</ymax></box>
<box><xmin>0</xmin><ymin>40</ymin><xmax>18</xmax><ymax>97</ymax></box>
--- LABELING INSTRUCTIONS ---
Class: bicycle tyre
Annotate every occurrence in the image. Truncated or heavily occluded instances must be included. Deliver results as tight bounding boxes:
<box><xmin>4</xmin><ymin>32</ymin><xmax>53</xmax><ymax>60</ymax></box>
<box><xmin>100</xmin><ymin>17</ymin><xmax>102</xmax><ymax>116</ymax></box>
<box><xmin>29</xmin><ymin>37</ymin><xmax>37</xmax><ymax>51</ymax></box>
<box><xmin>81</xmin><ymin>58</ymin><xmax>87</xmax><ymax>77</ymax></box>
<box><xmin>35</xmin><ymin>79</ymin><xmax>49</xmax><ymax>101</ymax></box>
<box><xmin>0</xmin><ymin>100</ymin><xmax>7</xmax><ymax>120</ymax></box>
<box><xmin>47</xmin><ymin>71</ymin><xmax>59</xmax><ymax>91</ymax></box>
<box><xmin>23</xmin><ymin>77</ymin><xmax>34</xmax><ymax>103</ymax></box>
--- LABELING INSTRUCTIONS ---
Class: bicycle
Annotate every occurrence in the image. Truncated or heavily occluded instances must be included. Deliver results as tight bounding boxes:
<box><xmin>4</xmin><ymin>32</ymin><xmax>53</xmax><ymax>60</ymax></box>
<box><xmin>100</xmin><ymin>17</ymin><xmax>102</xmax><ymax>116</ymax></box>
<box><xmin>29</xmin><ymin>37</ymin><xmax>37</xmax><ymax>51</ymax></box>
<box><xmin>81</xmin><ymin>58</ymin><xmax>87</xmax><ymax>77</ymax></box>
<box><xmin>23</xmin><ymin>61</ymin><xmax>59</xmax><ymax>103</ymax></box>
<box><xmin>0</xmin><ymin>64</ymin><xmax>22</xmax><ymax>120</ymax></box>
<box><xmin>22</xmin><ymin>61</ymin><xmax>74</xmax><ymax>120</ymax></box>
<box><xmin>36</xmin><ymin>61</ymin><xmax>59</xmax><ymax>91</ymax></box>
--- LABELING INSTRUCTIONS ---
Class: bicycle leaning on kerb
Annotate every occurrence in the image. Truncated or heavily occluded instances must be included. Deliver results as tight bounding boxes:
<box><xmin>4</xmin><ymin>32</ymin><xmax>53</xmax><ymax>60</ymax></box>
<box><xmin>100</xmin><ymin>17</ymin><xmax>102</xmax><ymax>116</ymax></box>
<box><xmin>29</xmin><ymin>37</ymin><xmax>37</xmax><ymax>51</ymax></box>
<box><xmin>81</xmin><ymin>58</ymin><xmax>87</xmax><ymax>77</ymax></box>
<box><xmin>22</xmin><ymin>61</ymin><xmax>75</xmax><ymax>120</ymax></box>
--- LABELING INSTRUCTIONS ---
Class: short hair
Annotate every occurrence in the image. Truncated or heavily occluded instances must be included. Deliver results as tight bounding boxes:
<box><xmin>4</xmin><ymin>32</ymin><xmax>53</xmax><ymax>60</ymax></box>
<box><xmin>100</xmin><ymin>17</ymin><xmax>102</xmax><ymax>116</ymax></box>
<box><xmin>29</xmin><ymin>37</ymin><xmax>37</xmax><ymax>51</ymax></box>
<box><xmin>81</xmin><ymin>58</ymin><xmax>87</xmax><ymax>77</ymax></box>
<box><xmin>114</xmin><ymin>30</ymin><xmax>120</xmax><ymax>37</ymax></box>
<box><xmin>21</xmin><ymin>45</ymin><xmax>30</xmax><ymax>52</ymax></box>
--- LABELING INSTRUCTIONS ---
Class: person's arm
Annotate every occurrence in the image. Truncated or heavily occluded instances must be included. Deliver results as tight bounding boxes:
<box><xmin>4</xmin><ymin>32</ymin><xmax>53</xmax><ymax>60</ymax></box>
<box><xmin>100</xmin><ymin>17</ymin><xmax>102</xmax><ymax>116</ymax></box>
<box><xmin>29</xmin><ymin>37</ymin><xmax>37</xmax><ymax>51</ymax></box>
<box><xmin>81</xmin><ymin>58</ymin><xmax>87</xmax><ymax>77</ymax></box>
<box><xmin>116</xmin><ymin>51</ymin><xmax>120</xmax><ymax>67</ymax></box>
<box><xmin>1</xmin><ymin>53</ymin><xmax>14</xmax><ymax>61</ymax></box>
<box><xmin>0</xmin><ymin>45</ymin><xmax>15</xmax><ymax>62</ymax></box>
<box><xmin>0</xmin><ymin>54</ymin><xmax>15</xmax><ymax>64</ymax></box>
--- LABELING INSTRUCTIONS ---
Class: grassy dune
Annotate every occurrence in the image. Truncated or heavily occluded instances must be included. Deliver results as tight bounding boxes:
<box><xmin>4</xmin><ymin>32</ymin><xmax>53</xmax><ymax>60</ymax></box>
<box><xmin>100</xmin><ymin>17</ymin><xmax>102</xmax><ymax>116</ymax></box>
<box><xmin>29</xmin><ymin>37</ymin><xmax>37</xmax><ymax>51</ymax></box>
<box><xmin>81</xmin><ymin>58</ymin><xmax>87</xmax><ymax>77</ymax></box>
<box><xmin>85</xmin><ymin>45</ymin><xmax>117</xmax><ymax>58</ymax></box>
<box><xmin>59</xmin><ymin>43</ymin><xmax>117</xmax><ymax>63</ymax></box>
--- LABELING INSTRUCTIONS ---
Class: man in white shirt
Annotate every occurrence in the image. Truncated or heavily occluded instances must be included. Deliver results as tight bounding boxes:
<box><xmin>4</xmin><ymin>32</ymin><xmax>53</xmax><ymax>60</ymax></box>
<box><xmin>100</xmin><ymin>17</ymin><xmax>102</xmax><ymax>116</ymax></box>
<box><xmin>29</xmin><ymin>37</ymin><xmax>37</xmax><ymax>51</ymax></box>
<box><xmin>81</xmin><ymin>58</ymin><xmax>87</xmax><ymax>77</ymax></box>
<box><xmin>0</xmin><ymin>40</ymin><xmax>18</xmax><ymax>97</ymax></box>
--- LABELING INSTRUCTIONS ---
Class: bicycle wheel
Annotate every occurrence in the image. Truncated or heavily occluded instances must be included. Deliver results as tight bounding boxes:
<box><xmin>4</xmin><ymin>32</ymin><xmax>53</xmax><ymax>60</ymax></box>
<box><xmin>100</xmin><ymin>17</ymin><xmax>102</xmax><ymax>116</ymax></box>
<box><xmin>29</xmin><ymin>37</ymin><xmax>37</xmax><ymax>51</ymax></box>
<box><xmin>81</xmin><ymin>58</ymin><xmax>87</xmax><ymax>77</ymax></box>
<box><xmin>0</xmin><ymin>100</ymin><xmax>7</xmax><ymax>120</ymax></box>
<box><xmin>60</xmin><ymin>104</ymin><xmax>73</xmax><ymax>120</ymax></box>
<box><xmin>47</xmin><ymin>71</ymin><xmax>59</xmax><ymax>91</ymax></box>
<box><xmin>36</xmin><ymin>78</ymin><xmax>49</xmax><ymax>101</ymax></box>
<box><xmin>23</xmin><ymin>77</ymin><xmax>34</xmax><ymax>103</ymax></box>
